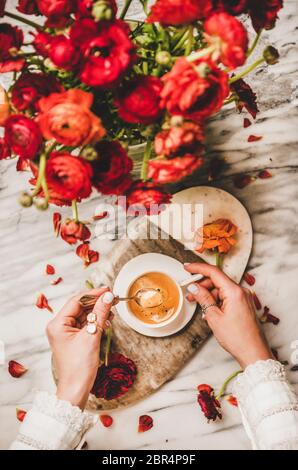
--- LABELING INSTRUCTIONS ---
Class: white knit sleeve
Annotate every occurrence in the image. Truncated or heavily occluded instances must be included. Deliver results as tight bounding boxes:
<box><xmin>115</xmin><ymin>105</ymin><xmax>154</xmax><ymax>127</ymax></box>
<box><xmin>233</xmin><ymin>359</ymin><xmax>298</xmax><ymax>450</ymax></box>
<box><xmin>10</xmin><ymin>392</ymin><xmax>97</xmax><ymax>450</ymax></box>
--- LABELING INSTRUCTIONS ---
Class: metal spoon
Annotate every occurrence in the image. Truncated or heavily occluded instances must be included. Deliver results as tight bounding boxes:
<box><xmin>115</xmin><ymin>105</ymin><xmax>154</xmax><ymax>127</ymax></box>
<box><xmin>79</xmin><ymin>288</ymin><xmax>164</xmax><ymax>311</ymax></box>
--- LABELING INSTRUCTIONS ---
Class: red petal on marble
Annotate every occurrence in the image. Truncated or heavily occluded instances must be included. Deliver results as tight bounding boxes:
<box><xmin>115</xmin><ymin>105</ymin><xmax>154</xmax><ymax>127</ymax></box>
<box><xmin>226</xmin><ymin>394</ymin><xmax>238</xmax><ymax>407</ymax></box>
<box><xmin>8</xmin><ymin>360</ymin><xmax>28</xmax><ymax>378</ymax></box>
<box><xmin>53</xmin><ymin>212</ymin><xmax>62</xmax><ymax>237</ymax></box>
<box><xmin>46</xmin><ymin>264</ymin><xmax>55</xmax><ymax>275</ymax></box>
<box><xmin>243</xmin><ymin>272</ymin><xmax>256</xmax><ymax>286</ymax></box>
<box><xmin>36</xmin><ymin>293</ymin><xmax>53</xmax><ymax>313</ymax></box>
<box><xmin>16</xmin><ymin>408</ymin><xmax>27</xmax><ymax>422</ymax></box>
<box><xmin>260</xmin><ymin>306</ymin><xmax>280</xmax><ymax>325</ymax></box>
<box><xmin>252</xmin><ymin>291</ymin><xmax>262</xmax><ymax>310</ymax></box>
<box><xmin>243</xmin><ymin>118</ymin><xmax>251</xmax><ymax>128</ymax></box>
<box><xmin>100</xmin><ymin>415</ymin><xmax>113</xmax><ymax>428</ymax></box>
<box><xmin>138</xmin><ymin>415</ymin><xmax>153</xmax><ymax>433</ymax></box>
<box><xmin>93</xmin><ymin>211</ymin><xmax>108</xmax><ymax>221</ymax></box>
<box><xmin>51</xmin><ymin>277</ymin><xmax>63</xmax><ymax>285</ymax></box>
<box><xmin>76</xmin><ymin>243</ymin><xmax>99</xmax><ymax>267</ymax></box>
<box><xmin>248</xmin><ymin>135</ymin><xmax>262</xmax><ymax>142</ymax></box>
<box><xmin>258</xmin><ymin>170</ymin><xmax>272</xmax><ymax>179</ymax></box>
<box><xmin>233</xmin><ymin>174</ymin><xmax>253</xmax><ymax>189</ymax></box>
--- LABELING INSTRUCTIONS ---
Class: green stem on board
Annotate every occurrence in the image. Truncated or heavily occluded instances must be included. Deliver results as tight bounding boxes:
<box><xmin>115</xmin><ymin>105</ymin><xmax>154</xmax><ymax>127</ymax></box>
<box><xmin>229</xmin><ymin>57</ymin><xmax>265</xmax><ymax>84</ymax></box>
<box><xmin>247</xmin><ymin>29</ymin><xmax>262</xmax><ymax>59</ymax></box>
<box><xmin>120</xmin><ymin>0</ymin><xmax>133</xmax><ymax>19</ymax></box>
<box><xmin>141</xmin><ymin>140</ymin><xmax>152</xmax><ymax>181</ymax></box>
<box><xmin>4</xmin><ymin>10</ymin><xmax>42</xmax><ymax>29</ymax></box>
<box><xmin>172</xmin><ymin>29</ymin><xmax>189</xmax><ymax>53</ymax></box>
<box><xmin>187</xmin><ymin>45</ymin><xmax>215</xmax><ymax>61</ymax></box>
<box><xmin>215</xmin><ymin>370</ymin><xmax>243</xmax><ymax>401</ymax></box>
<box><xmin>31</xmin><ymin>152</ymin><xmax>47</xmax><ymax>197</ymax></box>
<box><xmin>185</xmin><ymin>25</ymin><xmax>194</xmax><ymax>56</ymax></box>
<box><xmin>72</xmin><ymin>200</ymin><xmax>79</xmax><ymax>222</ymax></box>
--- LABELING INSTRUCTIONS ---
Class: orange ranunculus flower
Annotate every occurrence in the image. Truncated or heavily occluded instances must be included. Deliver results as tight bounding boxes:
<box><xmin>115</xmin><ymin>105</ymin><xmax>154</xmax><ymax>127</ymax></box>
<box><xmin>0</xmin><ymin>85</ymin><xmax>10</xmax><ymax>126</ymax></box>
<box><xmin>36</xmin><ymin>89</ymin><xmax>106</xmax><ymax>146</ymax></box>
<box><xmin>195</xmin><ymin>218</ymin><xmax>237</xmax><ymax>254</ymax></box>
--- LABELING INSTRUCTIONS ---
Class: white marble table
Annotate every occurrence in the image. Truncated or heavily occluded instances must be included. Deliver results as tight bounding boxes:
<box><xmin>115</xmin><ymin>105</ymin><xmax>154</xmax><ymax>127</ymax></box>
<box><xmin>0</xmin><ymin>0</ymin><xmax>297</xmax><ymax>450</ymax></box>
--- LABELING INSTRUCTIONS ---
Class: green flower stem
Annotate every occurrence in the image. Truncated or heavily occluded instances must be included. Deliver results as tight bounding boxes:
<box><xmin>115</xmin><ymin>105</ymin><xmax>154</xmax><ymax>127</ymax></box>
<box><xmin>104</xmin><ymin>327</ymin><xmax>113</xmax><ymax>366</ymax></box>
<box><xmin>185</xmin><ymin>25</ymin><xmax>194</xmax><ymax>56</ymax></box>
<box><xmin>141</xmin><ymin>140</ymin><xmax>152</xmax><ymax>181</ymax></box>
<box><xmin>215</xmin><ymin>251</ymin><xmax>223</xmax><ymax>270</ymax></box>
<box><xmin>31</xmin><ymin>152</ymin><xmax>47</xmax><ymax>197</ymax></box>
<box><xmin>229</xmin><ymin>57</ymin><xmax>265</xmax><ymax>84</ymax></box>
<box><xmin>120</xmin><ymin>0</ymin><xmax>133</xmax><ymax>19</ymax></box>
<box><xmin>72</xmin><ymin>200</ymin><xmax>79</xmax><ymax>222</ymax></box>
<box><xmin>187</xmin><ymin>45</ymin><xmax>215</xmax><ymax>61</ymax></box>
<box><xmin>223</xmin><ymin>96</ymin><xmax>236</xmax><ymax>106</ymax></box>
<box><xmin>172</xmin><ymin>29</ymin><xmax>190</xmax><ymax>53</ymax></box>
<box><xmin>4</xmin><ymin>10</ymin><xmax>42</xmax><ymax>29</ymax></box>
<box><xmin>247</xmin><ymin>29</ymin><xmax>262</xmax><ymax>59</ymax></box>
<box><xmin>215</xmin><ymin>370</ymin><xmax>242</xmax><ymax>401</ymax></box>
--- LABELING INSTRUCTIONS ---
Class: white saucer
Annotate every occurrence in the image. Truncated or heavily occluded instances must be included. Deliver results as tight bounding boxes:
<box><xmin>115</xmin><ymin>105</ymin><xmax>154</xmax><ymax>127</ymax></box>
<box><xmin>113</xmin><ymin>253</ymin><xmax>197</xmax><ymax>338</ymax></box>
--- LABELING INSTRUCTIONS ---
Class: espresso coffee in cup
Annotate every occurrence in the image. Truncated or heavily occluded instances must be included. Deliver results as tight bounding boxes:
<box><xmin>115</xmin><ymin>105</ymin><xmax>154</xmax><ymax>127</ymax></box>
<box><xmin>127</xmin><ymin>271</ymin><xmax>181</xmax><ymax>325</ymax></box>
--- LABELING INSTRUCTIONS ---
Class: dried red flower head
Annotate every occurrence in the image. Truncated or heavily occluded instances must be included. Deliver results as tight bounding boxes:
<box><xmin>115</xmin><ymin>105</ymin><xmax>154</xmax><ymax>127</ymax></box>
<box><xmin>11</xmin><ymin>72</ymin><xmax>63</xmax><ymax>113</ymax></box>
<box><xmin>4</xmin><ymin>115</ymin><xmax>43</xmax><ymax>160</ymax></box>
<box><xmin>148</xmin><ymin>154</ymin><xmax>204</xmax><ymax>184</ymax></box>
<box><xmin>100</xmin><ymin>414</ymin><xmax>113</xmax><ymax>428</ymax></box>
<box><xmin>138</xmin><ymin>415</ymin><xmax>154</xmax><ymax>433</ymax></box>
<box><xmin>243</xmin><ymin>272</ymin><xmax>255</xmax><ymax>286</ymax></box>
<box><xmin>51</xmin><ymin>277</ymin><xmax>63</xmax><ymax>285</ymax></box>
<box><xmin>116</xmin><ymin>76</ymin><xmax>163</xmax><ymax>124</ymax></box>
<box><xmin>147</xmin><ymin>0</ymin><xmax>212</xmax><ymax>26</ymax></box>
<box><xmin>230</xmin><ymin>78</ymin><xmax>259</xmax><ymax>119</ymax></box>
<box><xmin>123</xmin><ymin>181</ymin><xmax>172</xmax><ymax>216</ymax></box>
<box><xmin>16</xmin><ymin>408</ymin><xmax>27</xmax><ymax>422</ymax></box>
<box><xmin>243</xmin><ymin>117</ymin><xmax>251</xmax><ymax>128</ymax></box>
<box><xmin>76</xmin><ymin>242</ymin><xmax>99</xmax><ymax>267</ymax></box>
<box><xmin>91</xmin><ymin>141</ymin><xmax>133</xmax><ymax>196</ymax></box>
<box><xmin>46</xmin><ymin>264</ymin><xmax>55</xmax><ymax>275</ymax></box>
<box><xmin>36</xmin><ymin>293</ymin><xmax>53</xmax><ymax>312</ymax></box>
<box><xmin>226</xmin><ymin>394</ymin><xmax>238</xmax><ymax>407</ymax></box>
<box><xmin>233</xmin><ymin>174</ymin><xmax>253</xmax><ymax>189</ymax></box>
<box><xmin>91</xmin><ymin>352</ymin><xmax>137</xmax><ymax>401</ymax></box>
<box><xmin>53</xmin><ymin>212</ymin><xmax>62</xmax><ymax>237</ymax></box>
<box><xmin>46</xmin><ymin>152</ymin><xmax>93</xmax><ymax>202</ymax></box>
<box><xmin>8</xmin><ymin>360</ymin><xmax>28</xmax><ymax>378</ymax></box>
<box><xmin>154</xmin><ymin>121</ymin><xmax>204</xmax><ymax>158</ymax></box>
<box><xmin>213</xmin><ymin>0</ymin><xmax>248</xmax><ymax>15</ymax></box>
<box><xmin>248</xmin><ymin>134</ymin><xmax>262</xmax><ymax>142</ymax></box>
<box><xmin>248</xmin><ymin>0</ymin><xmax>283</xmax><ymax>32</ymax></box>
<box><xmin>258</xmin><ymin>169</ymin><xmax>272</xmax><ymax>179</ymax></box>
<box><xmin>60</xmin><ymin>219</ymin><xmax>91</xmax><ymax>245</ymax></box>
<box><xmin>161</xmin><ymin>57</ymin><xmax>229</xmax><ymax>121</ymax></box>
<box><xmin>0</xmin><ymin>23</ymin><xmax>25</xmax><ymax>72</ymax></box>
<box><xmin>204</xmin><ymin>12</ymin><xmax>248</xmax><ymax>69</ymax></box>
<box><xmin>260</xmin><ymin>306</ymin><xmax>280</xmax><ymax>325</ymax></box>
<box><xmin>70</xmin><ymin>19</ymin><xmax>136</xmax><ymax>88</ymax></box>
<box><xmin>252</xmin><ymin>291</ymin><xmax>262</xmax><ymax>310</ymax></box>
<box><xmin>49</xmin><ymin>35</ymin><xmax>81</xmax><ymax>71</ymax></box>
<box><xmin>197</xmin><ymin>384</ymin><xmax>222</xmax><ymax>422</ymax></box>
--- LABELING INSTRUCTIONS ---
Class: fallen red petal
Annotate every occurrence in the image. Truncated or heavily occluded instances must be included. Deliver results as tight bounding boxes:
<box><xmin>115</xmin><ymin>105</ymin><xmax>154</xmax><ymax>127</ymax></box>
<box><xmin>76</xmin><ymin>243</ymin><xmax>99</xmax><ymax>267</ymax></box>
<box><xmin>51</xmin><ymin>277</ymin><xmax>63</xmax><ymax>285</ymax></box>
<box><xmin>243</xmin><ymin>272</ymin><xmax>256</xmax><ymax>286</ymax></box>
<box><xmin>233</xmin><ymin>174</ymin><xmax>253</xmax><ymax>189</ymax></box>
<box><xmin>248</xmin><ymin>135</ymin><xmax>263</xmax><ymax>142</ymax></box>
<box><xmin>16</xmin><ymin>408</ymin><xmax>27</xmax><ymax>422</ymax></box>
<box><xmin>36</xmin><ymin>293</ymin><xmax>53</xmax><ymax>313</ymax></box>
<box><xmin>138</xmin><ymin>415</ymin><xmax>153</xmax><ymax>433</ymax></box>
<box><xmin>46</xmin><ymin>264</ymin><xmax>55</xmax><ymax>275</ymax></box>
<box><xmin>258</xmin><ymin>170</ymin><xmax>272</xmax><ymax>179</ymax></box>
<box><xmin>226</xmin><ymin>394</ymin><xmax>238</xmax><ymax>407</ymax></box>
<box><xmin>100</xmin><ymin>415</ymin><xmax>113</xmax><ymax>428</ymax></box>
<box><xmin>8</xmin><ymin>360</ymin><xmax>28</xmax><ymax>378</ymax></box>
<box><xmin>243</xmin><ymin>118</ymin><xmax>252</xmax><ymax>128</ymax></box>
<box><xmin>260</xmin><ymin>306</ymin><xmax>280</xmax><ymax>325</ymax></box>
<box><xmin>53</xmin><ymin>212</ymin><xmax>62</xmax><ymax>237</ymax></box>
<box><xmin>252</xmin><ymin>291</ymin><xmax>262</xmax><ymax>310</ymax></box>
<box><xmin>93</xmin><ymin>211</ymin><xmax>108</xmax><ymax>221</ymax></box>
<box><xmin>197</xmin><ymin>386</ymin><xmax>222</xmax><ymax>422</ymax></box>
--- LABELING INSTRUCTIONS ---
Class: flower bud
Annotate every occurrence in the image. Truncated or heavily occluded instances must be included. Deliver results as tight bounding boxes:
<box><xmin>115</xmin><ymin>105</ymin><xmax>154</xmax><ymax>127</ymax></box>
<box><xmin>81</xmin><ymin>146</ymin><xmax>98</xmax><ymax>161</ymax></box>
<box><xmin>155</xmin><ymin>51</ymin><xmax>172</xmax><ymax>66</ymax></box>
<box><xmin>263</xmin><ymin>46</ymin><xmax>279</xmax><ymax>65</ymax></box>
<box><xmin>34</xmin><ymin>197</ymin><xmax>49</xmax><ymax>211</ymax></box>
<box><xmin>92</xmin><ymin>0</ymin><xmax>113</xmax><ymax>21</ymax></box>
<box><xmin>19</xmin><ymin>191</ymin><xmax>33</xmax><ymax>208</ymax></box>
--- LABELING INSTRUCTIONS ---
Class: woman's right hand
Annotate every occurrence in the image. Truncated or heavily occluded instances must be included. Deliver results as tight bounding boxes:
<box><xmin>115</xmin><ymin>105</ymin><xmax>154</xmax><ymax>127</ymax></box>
<box><xmin>184</xmin><ymin>263</ymin><xmax>274</xmax><ymax>369</ymax></box>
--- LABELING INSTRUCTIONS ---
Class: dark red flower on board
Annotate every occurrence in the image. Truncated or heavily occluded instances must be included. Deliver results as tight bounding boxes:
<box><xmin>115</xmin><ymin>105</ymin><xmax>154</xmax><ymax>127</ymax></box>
<box><xmin>0</xmin><ymin>23</ymin><xmax>24</xmax><ymax>73</ymax></box>
<box><xmin>147</xmin><ymin>0</ymin><xmax>212</xmax><ymax>26</ymax></box>
<box><xmin>230</xmin><ymin>78</ymin><xmax>259</xmax><ymax>119</ymax></box>
<box><xmin>138</xmin><ymin>415</ymin><xmax>154</xmax><ymax>433</ymax></box>
<box><xmin>197</xmin><ymin>384</ymin><xmax>222</xmax><ymax>422</ymax></box>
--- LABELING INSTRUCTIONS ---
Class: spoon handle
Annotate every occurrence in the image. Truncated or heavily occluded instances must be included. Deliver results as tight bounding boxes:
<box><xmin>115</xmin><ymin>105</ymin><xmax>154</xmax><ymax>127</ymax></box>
<box><xmin>179</xmin><ymin>273</ymin><xmax>204</xmax><ymax>287</ymax></box>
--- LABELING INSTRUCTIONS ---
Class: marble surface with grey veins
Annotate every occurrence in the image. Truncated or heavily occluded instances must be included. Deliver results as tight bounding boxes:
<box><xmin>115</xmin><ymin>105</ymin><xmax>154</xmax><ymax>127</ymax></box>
<box><xmin>0</xmin><ymin>0</ymin><xmax>298</xmax><ymax>450</ymax></box>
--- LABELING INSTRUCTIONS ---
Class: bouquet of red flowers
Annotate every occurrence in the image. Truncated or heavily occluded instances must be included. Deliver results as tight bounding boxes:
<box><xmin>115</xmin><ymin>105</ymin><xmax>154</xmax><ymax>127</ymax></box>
<box><xmin>0</xmin><ymin>0</ymin><xmax>282</xmax><ymax>253</ymax></box>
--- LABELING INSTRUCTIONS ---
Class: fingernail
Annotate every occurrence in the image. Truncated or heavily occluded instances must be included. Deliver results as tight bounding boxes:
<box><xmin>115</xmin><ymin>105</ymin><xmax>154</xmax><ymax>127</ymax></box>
<box><xmin>187</xmin><ymin>283</ymin><xmax>199</xmax><ymax>294</ymax></box>
<box><xmin>102</xmin><ymin>291</ymin><xmax>114</xmax><ymax>304</ymax></box>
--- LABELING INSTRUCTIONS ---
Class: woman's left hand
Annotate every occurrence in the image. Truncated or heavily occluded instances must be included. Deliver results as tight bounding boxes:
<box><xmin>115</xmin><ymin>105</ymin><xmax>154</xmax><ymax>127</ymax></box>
<box><xmin>46</xmin><ymin>288</ymin><xmax>114</xmax><ymax>410</ymax></box>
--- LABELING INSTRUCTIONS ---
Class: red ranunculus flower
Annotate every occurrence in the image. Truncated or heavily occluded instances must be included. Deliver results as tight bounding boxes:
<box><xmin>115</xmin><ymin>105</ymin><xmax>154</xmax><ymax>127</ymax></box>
<box><xmin>160</xmin><ymin>57</ymin><xmax>229</xmax><ymax>121</ymax></box>
<box><xmin>91</xmin><ymin>141</ymin><xmax>133</xmax><ymax>195</ymax></box>
<box><xmin>17</xmin><ymin>0</ymin><xmax>40</xmax><ymax>15</ymax></box>
<box><xmin>123</xmin><ymin>181</ymin><xmax>172</xmax><ymax>215</ymax></box>
<box><xmin>76</xmin><ymin>0</ymin><xmax>117</xmax><ymax>19</ymax></box>
<box><xmin>230</xmin><ymin>78</ymin><xmax>259</xmax><ymax>118</ymax></box>
<box><xmin>197</xmin><ymin>384</ymin><xmax>222</xmax><ymax>422</ymax></box>
<box><xmin>116</xmin><ymin>76</ymin><xmax>163</xmax><ymax>124</ymax></box>
<box><xmin>148</xmin><ymin>154</ymin><xmax>204</xmax><ymax>183</ymax></box>
<box><xmin>91</xmin><ymin>352</ymin><xmax>137</xmax><ymax>401</ymax></box>
<box><xmin>204</xmin><ymin>12</ymin><xmax>248</xmax><ymax>69</ymax></box>
<box><xmin>0</xmin><ymin>137</ymin><xmax>10</xmax><ymax>160</ymax></box>
<box><xmin>248</xmin><ymin>0</ymin><xmax>283</xmax><ymax>32</ymax></box>
<box><xmin>49</xmin><ymin>35</ymin><xmax>81</xmax><ymax>71</ymax></box>
<box><xmin>4</xmin><ymin>115</ymin><xmax>42</xmax><ymax>159</ymax></box>
<box><xmin>147</xmin><ymin>0</ymin><xmax>212</xmax><ymax>25</ymax></box>
<box><xmin>32</xmin><ymin>31</ymin><xmax>53</xmax><ymax>57</ymax></box>
<box><xmin>70</xmin><ymin>19</ymin><xmax>136</xmax><ymax>88</ymax></box>
<box><xmin>11</xmin><ymin>72</ymin><xmax>63</xmax><ymax>112</ymax></box>
<box><xmin>0</xmin><ymin>23</ymin><xmax>25</xmax><ymax>73</ymax></box>
<box><xmin>212</xmin><ymin>0</ymin><xmax>248</xmax><ymax>15</ymax></box>
<box><xmin>154</xmin><ymin>121</ymin><xmax>204</xmax><ymax>157</ymax></box>
<box><xmin>36</xmin><ymin>0</ymin><xmax>73</xmax><ymax>17</ymax></box>
<box><xmin>46</xmin><ymin>152</ymin><xmax>93</xmax><ymax>201</ymax></box>
<box><xmin>60</xmin><ymin>219</ymin><xmax>91</xmax><ymax>245</ymax></box>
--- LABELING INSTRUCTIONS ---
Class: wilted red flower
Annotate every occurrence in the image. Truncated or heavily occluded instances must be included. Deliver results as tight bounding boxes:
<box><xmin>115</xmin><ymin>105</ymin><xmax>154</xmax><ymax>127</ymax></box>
<box><xmin>46</xmin><ymin>264</ymin><xmax>55</xmax><ymax>275</ymax></box>
<box><xmin>260</xmin><ymin>306</ymin><xmax>280</xmax><ymax>325</ymax></box>
<box><xmin>76</xmin><ymin>242</ymin><xmax>99</xmax><ymax>267</ymax></box>
<box><xmin>60</xmin><ymin>219</ymin><xmax>91</xmax><ymax>245</ymax></box>
<box><xmin>248</xmin><ymin>0</ymin><xmax>283</xmax><ymax>32</ymax></box>
<box><xmin>226</xmin><ymin>394</ymin><xmax>238</xmax><ymax>407</ymax></box>
<box><xmin>148</xmin><ymin>154</ymin><xmax>204</xmax><ymax>184</ymax></box>
<box><xmin>100</xmin><ymin>415</ymin><xmax>113</xmax><ymax>428</ymax></box>
<box><xmin>8</xmin><ymin>360</ymin><xmax>28</xmax><ymax>378</ymax></box>
<box><xmin>154</xmin><ymin>121</ymin><xmax>204</xmax><ymax>158</ymax></box>
<box><xmin>91</xmin><ymin>141</ymin><xmax>133</xmax><ymax>195</ymax></box>
<box><xmin>116</xmin><ymin>76</ymin><xmax>163</xmax><ymax>124</ymax></box>
<box><xmin>233</xmin><ymin>174</ymin><xmax>253</xmax><ymax>188</ymax></box>
<box><xmin>204</xmin><ymin>12</ymin><xmax>248</xmax><ymax>69</ymax></box>
<box><xmin>196</xmin><ymin>218</ymin><xmax>238</xmax><ymax>254</ymax></box>
<box><xmin>258</xmin><ymin>169</ymin><xmax>272</xmax><ymax>179</ymax></box>
<box><xmin>248</xmin><ymin>134</ymin><xmax>262</xmax><ymax>142</ymax></box>
<box><xmin>36</xmin><ymin>293</ymin><xmax>53</xmax><ymax>312</ymax></box>
<box><xmin>91</xmin><ymin>352</ymin><xmax>137</xmax><ymax>400</ymax></box>
<box><xmin>124</xmin><ymin>181</ymin><xmax>172</xmax><ymax>215</ymax></box>
<box><xmin>161</xmin><ymin>57</ymin><xmax>229</xmax><ymax>121</ymax></box>
<box><xmin>16</xmin><ymin>408</ymin><xmax>27</xmax><ymax>422</ymax></box>
<box><xmin>147</xmin><ymin>0</ymin><xmax>212</xmax><ymax>25</ymax></box>
<box><xmin>17</xmin><ymin>0</ymin><xmax>40</xmax><ymax>15</ymax></box>
<box><xmin>11</xmin><ymin>72</ymin><xmax>63</xmax><ymax>112</ymax></box>
<box><xmin>213</xmin><ymin>0</ymin><xmax>248</xmax><ymax>15</ymax></box>
<box><xmin>51</xmin><ymin>277</ymin><xmax>63</xmax><ymax>285</ymax></box>
<box><xmin>230</xmin><ymin>78</ymin><xmax>259</xmax><ymax>119</ymax></box>
<box><xmin>243</xmin><ymin>117</ymin><xmax>251</xmax><ymax>128</ymax></box>
<box><xmin>37</xmin><ymin>89</ymin><xmax>105</xmax><ymax>147</ymax></box>
<box><xmin>32</xmin><ymin>31</ymin><xmax>53</xmax><ymax>57</ymax></box>
<box><xmin>70</xmin><ymin>19</ymin><xmax>136</xmax><ymax>88</ymax></box>
<box><xmin>0</xmin><ymin>137</ymin><xmax>10</xmax><ymax>160</ymax></box>
<box><xmin>53</xmin><ymin>212</ymin><xmax>62</xmax><ymax>237</ymax></box>
<box><xmin>49</xmin><ymin>35</ymin><xmax>81</xmax><ymax>71</ymax></box>
<box><xmin>243</xmin><ymin>272</ymin><xmax>255</xmax><ymax>286</ymax></box>
<box><xmin>197</xmin><ymin>384</ymin><xmax>222</xmax><ymax>422</ymax></box>
<box><xmin>138</xmin><ymin>415</ymin><xmax>154</xmax><ymax>433</ymax></box>
<box><xmin>36</xmin><ymin>0</ymin><xmax>73</xmax><ymax>17</ymax></box>
<box><xmin>0</xmin><ymin>23</ymin><xmax>25</xmax><ymax>72</ymax></box>
<box><xmin>252</xmin><ymin>291</ymin><xmax>262</xmax><ymax>310</ymax></box>
<box><xmin>4</xmin><ymin>115</ymin><xmax>43</xmax><ymax>160</ymax></box>
<box><xmin>46</xmin><ymin>152</ymin><xmax>93</xmax><ymax>201</ymax></box>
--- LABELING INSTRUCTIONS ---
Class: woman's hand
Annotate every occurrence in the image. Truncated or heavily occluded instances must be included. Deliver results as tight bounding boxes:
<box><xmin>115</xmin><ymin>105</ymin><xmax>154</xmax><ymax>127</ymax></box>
<box><xmin>184</xmin><ymin>263</ymin><xmax>274</xmax><ymax>369</ymax></box>
<box><xmin>46</xmin><ymin>287</ymin><xmax>114</xmax><ymax>410</ymax></box>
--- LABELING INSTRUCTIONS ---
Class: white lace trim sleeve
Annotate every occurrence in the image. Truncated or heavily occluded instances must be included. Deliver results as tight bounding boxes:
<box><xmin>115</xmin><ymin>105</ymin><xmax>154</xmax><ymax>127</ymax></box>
<box><xmin>233</xmin><ymin>359</ymin><xmax>298</xmax><ymax>450</ymax></box>
<box><xmin>10</xmin><ymin>392</ymin><xmax>97</xmax><ymax>450</ymax></box>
